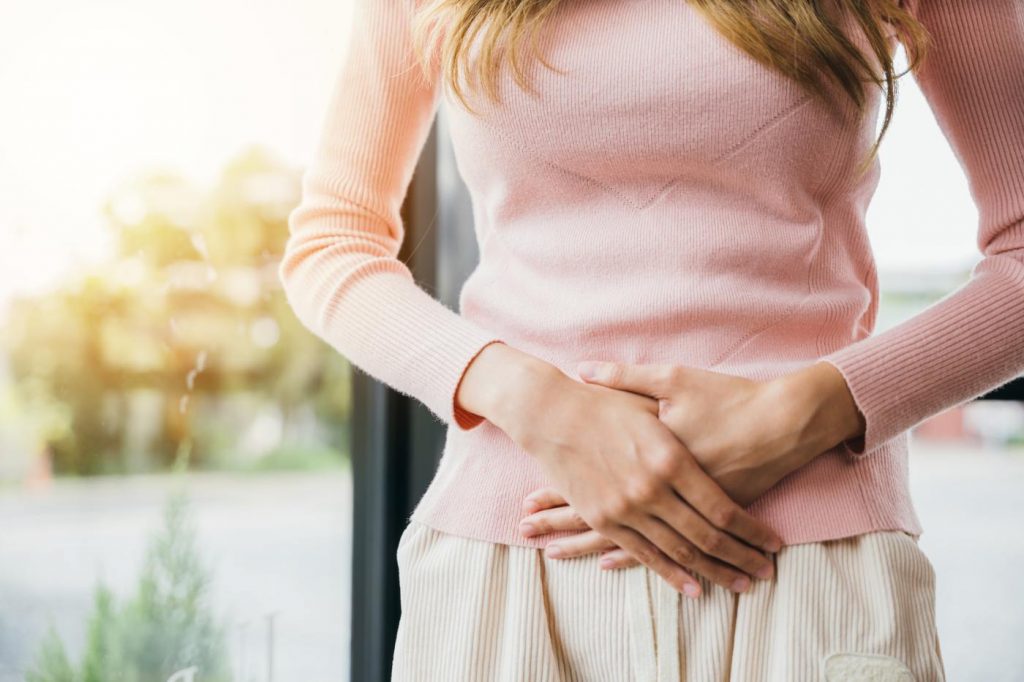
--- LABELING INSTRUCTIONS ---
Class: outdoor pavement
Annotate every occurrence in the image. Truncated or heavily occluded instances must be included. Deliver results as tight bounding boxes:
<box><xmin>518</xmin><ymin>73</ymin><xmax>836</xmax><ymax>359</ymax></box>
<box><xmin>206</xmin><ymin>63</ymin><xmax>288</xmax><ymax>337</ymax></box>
<box><xmin>1</xmin><ymin>441</ymin><xmax>1022</xmax><ymax>681</ymax></box>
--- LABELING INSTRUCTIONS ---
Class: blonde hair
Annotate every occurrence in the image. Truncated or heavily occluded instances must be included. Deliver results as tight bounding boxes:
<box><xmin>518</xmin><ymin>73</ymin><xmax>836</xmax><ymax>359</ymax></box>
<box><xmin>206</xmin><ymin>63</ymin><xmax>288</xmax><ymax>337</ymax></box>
<box><xmin>410</xmin><ymin>0</ymin><xmax>931</xmax><ymax>177</ymax></box>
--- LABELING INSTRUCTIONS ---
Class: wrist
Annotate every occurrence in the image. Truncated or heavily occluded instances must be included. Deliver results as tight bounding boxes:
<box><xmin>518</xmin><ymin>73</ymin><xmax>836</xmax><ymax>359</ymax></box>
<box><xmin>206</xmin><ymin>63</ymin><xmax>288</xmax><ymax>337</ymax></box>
<box><xmin>767</xmin><ymin>361</ymin><xmax>865</xmax><ymax>467</ymax></box>
<box><xmin>456</xmin><ymin>343</ymin><xmax>565</xmax><ymax>434</ymax></box>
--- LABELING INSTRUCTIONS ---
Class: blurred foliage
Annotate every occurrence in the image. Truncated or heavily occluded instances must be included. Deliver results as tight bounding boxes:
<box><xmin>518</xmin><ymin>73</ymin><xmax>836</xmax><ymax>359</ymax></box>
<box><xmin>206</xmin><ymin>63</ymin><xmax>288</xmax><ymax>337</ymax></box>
<box><xmin>25</xmin><ymin>493</ymin><xmax>232</xmax><ymax>682</ymax></box>
<box><xmin>2</xmin><ymin>145</ymin><xmax>350</xmax><ymax>475</ymax></box>
<box><xmin>229</xmin><ymin>441</ymin><xmax>351</xmax><ymax>473</ymax></box>
<box><xmin>24</xmin><ymin>629</ymin><xmax>75</xmax><ymax>682</ymax></box>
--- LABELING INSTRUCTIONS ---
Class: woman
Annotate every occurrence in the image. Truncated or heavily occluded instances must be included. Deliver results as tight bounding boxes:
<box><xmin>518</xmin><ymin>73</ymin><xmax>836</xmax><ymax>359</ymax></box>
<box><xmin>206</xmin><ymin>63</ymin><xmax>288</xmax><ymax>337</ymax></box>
<box><xmin>278</xmin><ymin>0</ymin><xmax>1024</xmax><ymax>678</ymax></box>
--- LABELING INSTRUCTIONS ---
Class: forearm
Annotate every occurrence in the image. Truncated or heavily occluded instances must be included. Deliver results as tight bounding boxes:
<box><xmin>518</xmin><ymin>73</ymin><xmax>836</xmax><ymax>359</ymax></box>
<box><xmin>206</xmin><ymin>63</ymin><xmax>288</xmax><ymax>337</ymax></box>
<box><xmin>459</xmin><ymin>346</ymin><xmax>867</xmax><ymax>471</ymax></box>
<box><xmin>766</xmin><ymin>360</ymin><xmax>866</xmax><ymax>470</ymax></box>
<box><xmin>455</xmin><ymin>342</ymin><xmax>567</xmax><ymax>436</ymax></box>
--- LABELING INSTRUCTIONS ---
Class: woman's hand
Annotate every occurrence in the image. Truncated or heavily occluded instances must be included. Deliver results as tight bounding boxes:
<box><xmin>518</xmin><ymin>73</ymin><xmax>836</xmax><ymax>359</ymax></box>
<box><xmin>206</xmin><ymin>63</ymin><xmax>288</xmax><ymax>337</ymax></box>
<box><xmin>574</xmin><ymin>360</ymin><xmax>863</xmax><ymax>504</ymax></box>
<box><xmin>520</xmin><ymin>485</ymin><xmax>644</xmax><ymax>569</ymax></box>
<box><xmin>481</xmin><ymin>352</ymin><xmax>783</xmax><ymax>599</ymax></box>
<box><xmin>519</xmin><ymin>360</ymin><xmax>864</xmax><ymax>573</ymax></box>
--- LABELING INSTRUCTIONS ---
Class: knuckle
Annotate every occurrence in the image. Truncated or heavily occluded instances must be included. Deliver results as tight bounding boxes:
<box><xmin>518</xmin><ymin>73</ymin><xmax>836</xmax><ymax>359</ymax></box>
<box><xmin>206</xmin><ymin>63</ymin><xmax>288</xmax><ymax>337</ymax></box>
<box><xmin>701</xmin><ymin>531</ymin><xmax>728</xmax><ymax>555</ymax></box>
<box><xmin>605</xmin><ymin>495</ymin><xmax>631</xmax><ymax>520</ymax></box>
<box><xmin>671</xmin><ymin>542</ymin><xmax>697</xmax><ymax>565</ymax></box>
<box><xmin>589</xmin><ymin>510</ymin><xmax>612</xmax><ymax>530</ymax></box>
<box><xmin>704</xmin><ymin>532</ymin><xmax>729</xmax><ymax>552</ymax></box>
<box><xmin>633</xmin><ymin>545</ymin><xmax>656</xmax><ymax>566</ymax></box>
<box><xmin>649</xmin><ymin>449</ymin><xmax>680</xmax><ymax>478</ymax></box>
<box><xmin>626</xmin><ymin>479</ymin><xmax>660</xmax><ymax>506</ymax></box>
<box><xmin>710</xmin><ymin>504</ymin><xmax>738</xmax><ymax>528</ymax></box>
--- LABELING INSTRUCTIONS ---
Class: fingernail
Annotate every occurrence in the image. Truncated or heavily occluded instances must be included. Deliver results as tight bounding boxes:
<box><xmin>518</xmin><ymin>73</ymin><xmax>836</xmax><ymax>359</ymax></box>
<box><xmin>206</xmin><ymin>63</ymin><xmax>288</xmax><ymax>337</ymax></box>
<box><xmin>599</xmin><ymin>557</ymin><xmax>615</xmax><ymax>569</ymax></box>
<box><xmin>576</xmin><ymin>361</ymin><xmax>605</xmax><ymax>380</ymax></box>
<box><xmin>683</xmin><ymin>583</ymin><xmax>701</xmax><ymax>598</ymax></box>
<box><xmin>522</xmin><ymin>499</ymin><xmax>538</xmax><ymax>512</ymax></box>
<box><xmin>520</xmin><ymin>523</ymin><xmax>536</xmax><ymax>536</ymax></box>
<box><xmin>731</xmin><ymin>576</ymin><xmax>750</xmax><ymax>593</ymax></box>
<box><xmin>765</xmin><ymin>538</ymin><xmax>782</xmax><ymax>553</ymax></box>
<box><xmin>755</xmin><ymin>563</ymin><xmax>774</xmax><ymax>580</ymax></box>
<box><xmin>546</xmin><ymin>545</ymin><xmax>564</xmax><ymax>559</ymax></box>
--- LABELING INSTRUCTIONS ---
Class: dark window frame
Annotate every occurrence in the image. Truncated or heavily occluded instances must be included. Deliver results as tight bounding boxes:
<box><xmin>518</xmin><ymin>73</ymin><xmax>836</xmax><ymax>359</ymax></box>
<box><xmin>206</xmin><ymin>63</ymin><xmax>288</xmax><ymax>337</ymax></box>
<box><xmin>349</xmin><ymin>105</ymin><xmax>479</xmax><ymax>682</ymax></box>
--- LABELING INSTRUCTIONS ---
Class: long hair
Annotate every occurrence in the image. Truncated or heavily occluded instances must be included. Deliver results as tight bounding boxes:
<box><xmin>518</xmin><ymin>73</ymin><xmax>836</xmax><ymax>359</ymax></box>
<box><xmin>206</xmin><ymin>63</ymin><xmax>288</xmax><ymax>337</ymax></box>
<box><xmin>410</xmin><ymin>0</ymin><xmax>931</xmax><ymax>177</ymax></box>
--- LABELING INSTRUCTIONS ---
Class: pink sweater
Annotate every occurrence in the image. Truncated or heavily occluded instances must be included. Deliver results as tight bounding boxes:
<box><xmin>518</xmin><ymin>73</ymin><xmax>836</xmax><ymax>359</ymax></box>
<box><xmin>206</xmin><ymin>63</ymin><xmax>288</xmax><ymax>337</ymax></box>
<box><xmin>279</xmin><ymin>0</ymin><xmax>1024</xmax><ymax>549</ymax></box>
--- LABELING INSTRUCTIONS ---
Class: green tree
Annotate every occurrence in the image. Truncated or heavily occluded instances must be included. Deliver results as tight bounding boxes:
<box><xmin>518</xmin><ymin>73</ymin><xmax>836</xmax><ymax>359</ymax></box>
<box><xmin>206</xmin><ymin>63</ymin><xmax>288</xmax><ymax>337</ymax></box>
<box><xmin>3</xmin><ymin>144</ymin><xmax>349</xmax><ymax>476</ymax></box>
<box><xmin>25</xmin><ymin>493</ymin><xmax>232</xmax><ymax>682</ymax></box>
<box><xmin>24</xmin><ymin>627</ymin><xmax>75</xmax><ymax>682</ymax></box>
<box><xmin>116</xmin><ymin>492</ymin><xmax>230</xmax><ymax>682</ymax></box>
<box><xmin>80</xmin><ymin>585</ymin><xmax>120</xmax><ymax>682</ymax></box>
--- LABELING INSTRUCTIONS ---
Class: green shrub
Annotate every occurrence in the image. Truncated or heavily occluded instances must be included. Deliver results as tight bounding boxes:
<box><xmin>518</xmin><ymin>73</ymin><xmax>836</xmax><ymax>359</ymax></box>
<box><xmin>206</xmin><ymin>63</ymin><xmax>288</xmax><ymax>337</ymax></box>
<box><xmin>26</xmin><ymin>493</ymin><xmax>232</xmax><ymax>682</ymax></box>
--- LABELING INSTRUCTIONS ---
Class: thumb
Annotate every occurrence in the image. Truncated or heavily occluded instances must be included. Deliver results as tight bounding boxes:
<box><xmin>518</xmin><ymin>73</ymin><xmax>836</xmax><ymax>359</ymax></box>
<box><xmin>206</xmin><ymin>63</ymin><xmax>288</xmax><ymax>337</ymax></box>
<box><xmin>575</xmin><ymin>361</ymin><xmax>668</xmax><ymax>397</ymax></box>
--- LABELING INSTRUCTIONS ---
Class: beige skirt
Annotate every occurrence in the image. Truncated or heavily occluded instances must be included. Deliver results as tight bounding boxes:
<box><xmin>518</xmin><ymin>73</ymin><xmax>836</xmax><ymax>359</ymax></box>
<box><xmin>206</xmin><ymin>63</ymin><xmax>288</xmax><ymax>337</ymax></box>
<box><xmin>391</xmin><ymin>519</ymin><xmax>946</xmax><ymax>682</ymax></box>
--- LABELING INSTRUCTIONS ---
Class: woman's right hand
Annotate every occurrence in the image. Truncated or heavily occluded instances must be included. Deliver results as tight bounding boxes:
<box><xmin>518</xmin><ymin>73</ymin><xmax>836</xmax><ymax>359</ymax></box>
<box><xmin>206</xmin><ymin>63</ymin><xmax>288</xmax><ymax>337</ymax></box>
<box><xmin>468</xmin><ymin>347</ymin><xmax>782</xmax><ymax>597</ymax></box>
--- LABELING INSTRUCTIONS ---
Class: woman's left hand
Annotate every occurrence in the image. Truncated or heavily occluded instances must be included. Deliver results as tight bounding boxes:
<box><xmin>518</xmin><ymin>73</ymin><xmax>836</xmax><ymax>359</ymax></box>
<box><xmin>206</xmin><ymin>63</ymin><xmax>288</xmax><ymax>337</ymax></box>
<box><xmin>519</xmin><ymin>360</ymin><xmax>862</xmax><ymax>568</ymax></box>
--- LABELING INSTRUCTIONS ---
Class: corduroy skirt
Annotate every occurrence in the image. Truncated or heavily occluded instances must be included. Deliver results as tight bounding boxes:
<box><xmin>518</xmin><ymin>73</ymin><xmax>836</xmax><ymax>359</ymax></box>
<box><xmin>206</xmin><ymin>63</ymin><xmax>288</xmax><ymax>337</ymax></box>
<box><xmin>390</xmin><ymin>519</ymin><xmax>946</xmax><ymax>681</ymax></box>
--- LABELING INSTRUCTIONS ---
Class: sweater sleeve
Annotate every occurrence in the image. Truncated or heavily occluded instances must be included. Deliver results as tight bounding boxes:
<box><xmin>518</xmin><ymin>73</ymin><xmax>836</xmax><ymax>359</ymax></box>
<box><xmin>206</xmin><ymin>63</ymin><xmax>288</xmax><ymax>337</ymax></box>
<box><xmin>819</xmin><ymin>0</ymin><xmax>1024</xmax><ymax>459</ymax></box>
<box><xmin>277</xmin><ymin>0</ymin><xmax>506</xmax><ymax>430</ymax></box>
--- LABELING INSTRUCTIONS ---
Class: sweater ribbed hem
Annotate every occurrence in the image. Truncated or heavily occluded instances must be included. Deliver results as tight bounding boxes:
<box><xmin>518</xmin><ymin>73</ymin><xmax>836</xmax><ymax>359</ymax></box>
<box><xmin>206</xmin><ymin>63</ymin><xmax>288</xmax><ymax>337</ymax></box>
<box><xmin>409</xmin><ymin>423</ymin><xmax>922</xmax><ymax>550</ymax></box>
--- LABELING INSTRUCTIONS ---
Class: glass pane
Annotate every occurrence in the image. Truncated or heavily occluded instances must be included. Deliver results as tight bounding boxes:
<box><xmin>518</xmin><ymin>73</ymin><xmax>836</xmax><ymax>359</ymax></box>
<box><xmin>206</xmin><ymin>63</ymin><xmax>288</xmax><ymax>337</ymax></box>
<box><xmin>0</xmin><ymin>3</ymin><xmax>356</xmax><ymax>680</ymax></box>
